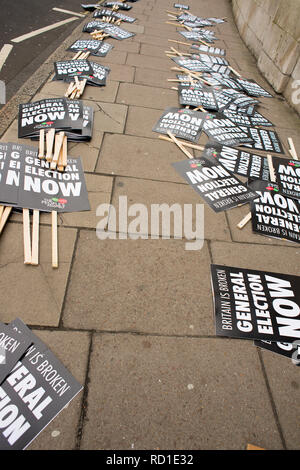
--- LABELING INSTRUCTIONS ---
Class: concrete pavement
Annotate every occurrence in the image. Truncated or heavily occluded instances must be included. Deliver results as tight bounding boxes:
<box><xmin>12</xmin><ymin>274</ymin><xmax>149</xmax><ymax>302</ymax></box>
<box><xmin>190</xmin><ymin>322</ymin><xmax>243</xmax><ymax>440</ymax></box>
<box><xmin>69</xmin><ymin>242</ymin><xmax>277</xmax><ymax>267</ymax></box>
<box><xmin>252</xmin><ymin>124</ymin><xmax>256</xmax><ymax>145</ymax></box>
<box><xmin>0</xmin><ymin>0</ymin><xmax>299</xmax><ymax>450</ymax></box>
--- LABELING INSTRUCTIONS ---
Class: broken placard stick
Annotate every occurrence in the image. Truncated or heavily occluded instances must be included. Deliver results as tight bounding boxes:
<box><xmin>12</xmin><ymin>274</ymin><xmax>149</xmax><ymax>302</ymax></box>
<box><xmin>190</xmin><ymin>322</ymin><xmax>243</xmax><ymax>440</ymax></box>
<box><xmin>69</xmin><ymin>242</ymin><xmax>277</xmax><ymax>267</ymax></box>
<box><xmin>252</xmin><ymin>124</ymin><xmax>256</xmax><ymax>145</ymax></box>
<box><xmin>23</xmin><ymin>209</ymin><xmax>32</xmax><ymax>265</ymax></box>
<box><xmin>166</xmin><ymin>131</ymin><xmax>194</xmax><ymax>160</ymax></box>
<box><xmin>46</xmin><ymin>128</ymin><xmax>55</xmax><ymax>162</ymax></box>
<box><xmin>52</xmin><ymin>211</ymin><xmax>58</xmax><ymax>269</ymax></box>
<box><xmin>0</xmin><ymin>206</ymin><xmax>12</xmax><ymax>236</ymax></box>
<box><xmin>159</xmin><ymin>135</ymin><xmax>204</xmax><ymax>151</ymax></box>
<box><xmin>288</xmin><ymin>137</ymin><xmax>298</xmax><ymax>160</ymax></box>
<box><xmin>237</xmin><ymin>212</ymin><xmax>252</xmax><ymax>230</ymax></box>
<box><xmin>50</xmin><ymin>131</ymin><xmax>64</xmax><ymax>170</ymax></box>
<box><xmin>31</xmin><ymin>209</ymin><xmax>39</xmax><ymax>266</ymax></box>
<box><xmin>38</xmin><ymin>129</ymin><xmax>45</xmax><ymax>159</ymax></box>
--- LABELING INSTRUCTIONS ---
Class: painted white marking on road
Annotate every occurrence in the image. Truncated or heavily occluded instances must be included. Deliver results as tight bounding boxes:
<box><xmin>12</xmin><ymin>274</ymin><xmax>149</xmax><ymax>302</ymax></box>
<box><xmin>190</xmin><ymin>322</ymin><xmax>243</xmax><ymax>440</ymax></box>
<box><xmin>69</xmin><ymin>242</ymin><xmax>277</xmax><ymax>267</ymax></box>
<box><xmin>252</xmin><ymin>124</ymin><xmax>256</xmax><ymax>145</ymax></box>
<box><xmin>11</xmin><ymin>17</ymin><xmax>78</xmax><ymax>43</ymax></box>
<box><xmin>52</xmin><ymin>7</ymin><xmax>85</xmax><ymax>18</ymax></box>
<box><xmin>0</xmin><ymin>44</ymin><xmax>13</xmax><ymax>72</ymax></box>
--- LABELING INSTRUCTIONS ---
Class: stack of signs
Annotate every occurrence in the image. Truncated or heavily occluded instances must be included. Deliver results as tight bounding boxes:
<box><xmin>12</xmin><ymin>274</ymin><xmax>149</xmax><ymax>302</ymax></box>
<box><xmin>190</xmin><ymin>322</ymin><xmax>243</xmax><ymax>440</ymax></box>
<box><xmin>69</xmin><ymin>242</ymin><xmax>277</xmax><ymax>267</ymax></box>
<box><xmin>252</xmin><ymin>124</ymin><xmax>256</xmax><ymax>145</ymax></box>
<box><xmin>67</xmin><ymin>39</ymin><xmax>114</xmax><ymax>58</ymax></box>
<box><xmin>203</xmin><ymin>142</ymin><xmax>270</xmax><ymax>181</ymax></box>
<box><xmin>222</xmin><ymin>108</ymin><xmax>274</xmax><ymax>128</ymax></box>
<box><xmin>83</xmin><ymin>21</ymin><xmax>135</xmax><ymax>40</ymax></box>
<box><xmin>178</xmin><ymin>82</ymin><xmax>218</xmax><ymax>111</ymax></box>
<box><xmin>191</xmin><ymin>53</ymin><xmax>229</xmax><ymax>67</ymax></box>
<box><xmin>241</xmin><ymin>127</ymin><xmax>284</xmax><ymax>154</ymax></box>
<box><xmin>272</xmin><ymin>157</ymin><xmax>300</xmax><ymax>201</ymax></box>
<box><xmin>171</xmin><ymin>56</ymin><xmax>212</xmax><ymax>73</ymax></box>
<box><xmin>0</xmin><ymin>318</ymin><xmax>83</xmax><ymax>449</ymax></box>
<box><xmin>152</xmin><ymin>107</ymin><xmax>207</xmax><ymax>143</ymax></box>
<box><xmin>93</xmin><ymin>8</ymin><xmax>136</xmax><ymax>22</ymax></box>
<box><xmin>18</xmin><ymin>99</ymin><xmax>94</xmax><ymax>142</ymax></box>
<box><xmin>219</xmin><ymin>88</ymin><xmax>260</xmax><ymax>109</ymax></box>
<box><xmin>248</xmin><ymin>180</ymin><xmax>300</xmax><ymax>244</ymax></box>
<box><xmin>203</xmin><ymin>114</ymin><xmax>254</xmax><ymax>146</ymax></box>
<box><xmin>54</xmin><ymin>60</ymin><xmax>110</xmax><ymax>86</ymax></box>
<box><xmin>0</xmin><ymin>143</ymin><xmax>90</xmax><ymax>214</ymax></box>
<box><xmin>83</xmin><ymin>20</ymin><xmax>110</xmax><ymax>32</ymax></box>
<box><xmin>191</xmin><ymin>44</ymin><xmax>226</xmax><ymax>56</ymax></box>
<box><xmin>179</xmin><ymin>30</ymin><xmax>216</xmax><ymax>43</ymax></box>
<box><xmin>210</xmin><ymin>265</ymin><xmax>300</xmax><ymax>365</ymax></box>
<box><xmin>172</xmin><ymin>157</ymin><xmax>257</xmax><ymax>212</ymax></box>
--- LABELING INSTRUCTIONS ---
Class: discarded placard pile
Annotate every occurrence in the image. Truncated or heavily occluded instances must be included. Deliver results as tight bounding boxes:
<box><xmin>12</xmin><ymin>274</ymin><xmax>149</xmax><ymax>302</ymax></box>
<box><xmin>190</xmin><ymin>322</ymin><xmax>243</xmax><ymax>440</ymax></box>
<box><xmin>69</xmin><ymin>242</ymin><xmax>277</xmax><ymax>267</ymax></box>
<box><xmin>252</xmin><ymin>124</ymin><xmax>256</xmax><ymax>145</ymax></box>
<box><xmin>153</xmin><ymin>4</ymin><xmax>300</xmax><ymax>365</ymax></box>
<box><xmin>0</xmin><ymin>318</ymin><xmax>82</xmax><ymax>450</ymax></box>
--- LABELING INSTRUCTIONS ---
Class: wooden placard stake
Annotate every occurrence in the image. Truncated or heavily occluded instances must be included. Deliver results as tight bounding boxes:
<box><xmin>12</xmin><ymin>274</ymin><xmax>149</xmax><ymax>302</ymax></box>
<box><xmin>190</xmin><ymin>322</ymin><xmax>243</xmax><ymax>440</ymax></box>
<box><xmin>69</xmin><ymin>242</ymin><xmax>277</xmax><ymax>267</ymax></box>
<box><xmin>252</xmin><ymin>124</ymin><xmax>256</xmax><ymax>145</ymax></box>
<box><xmin>46</xmin><ymin>128</ymin><xmax>55</xmax><ymax>162</ymax></box>
<box><xmin>23</xmin><ymin>209</ymin><xmax>32</xmax><ymax>265</ymax></box>
<box><xmin>166</xmin><ymin>131</ymin><xmax>194</xmax><ymax>159</ymax></box>
<box><xmin>50</xmin><ymin>132</ymin><xmax>64</xmax><ymax>170</ymax></box>
<box><xmin>159</xmin><ymin>135</ymin><xmax>204</xmax><ymax>151</ymax></box>
<box><xmin>57</xmin><ymin>135</ymin><xmax>68</xmax><ymax>172</ymax></box>
<box><xmin>38</xmin><ymin>129</ymin><xmax>45</xmax><ymax>159</ymax></box>
<box><xmin>0</xmin><ymin>206</ymin><xmax>12</xmax><ymax>236</ymax></box>
<box><xmin>52</xmin><ymin>211</ymin><xmax>58</xmax><ymax>269</ymax></box>
<box><xmin>288</xmin><ymin>137</ymin><xmax>298</xmax><ymax>160</ymax></box>
<box><xmin>31</xmin><ymin>209</ymin><xmax>39</xmax><ymax>266</ymax></box>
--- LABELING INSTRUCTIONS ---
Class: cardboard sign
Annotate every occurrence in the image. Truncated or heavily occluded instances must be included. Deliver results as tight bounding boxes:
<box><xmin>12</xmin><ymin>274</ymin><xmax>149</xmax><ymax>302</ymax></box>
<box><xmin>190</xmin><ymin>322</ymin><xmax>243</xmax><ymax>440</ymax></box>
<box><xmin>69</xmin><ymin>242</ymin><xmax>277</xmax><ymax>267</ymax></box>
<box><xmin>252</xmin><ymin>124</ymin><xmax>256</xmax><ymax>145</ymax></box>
<box><xmin>249</xmin><ymin>180</ymin><xmax>300</xmax><ymax>244</ymax></box>
<box><xmin>241</xmin><ymin>128</ymin><xmax>284</xmax><ymax>154</ymax></box>
<box><xmin>184</xmin><ymin>19</ymin><xmax>213</xmax><ymax>28</ymax></box>
<box><xmin>0</xmin><ymin>318</ymin><xmax>83</xmax><ymax>450</ymax></box>
<box><xmin>179</xmin><ymin>30</ymin><xmax>216</xmax><ymax>43</ymax></box>
<box><xmin>220</xmin><ymin>88</ymin><xmax>259</xmax><ymax>109</ymax></box>
<box><xmin>254</xmin><ymin>339</ymin><xmax>300</xmax><ymax>366</ymax></box>
<box><xmin>172</xmin><ymin>157</ymin><xmax>257</xmax><ymax>212</ymax></box>
<box><xmin>236</xmin><ymin>78</ymin><xmax>272</xmax><ymax>98</ymax></box>
<box><xmin>191</xmin><ymin>44</ymin><xmax>226</xmax><ymax>56</ymax></box>
<box><xmin>67</xmin><ymin>39</ymin><xmax>102</xmax><ymax>54</ymax></box>
<box><xmin>0</xmin><ymin>322</ymin><xmax>32</xmax><ymax>385</ymax></box>
<box><xmin>93</xmin><ymin>42</ymin><xmax>114</xmax><ymax>57</ymax></box>
<box><xmin>101</xmin><ymin>2</ymin><xmax>132</xmax><ymax>10</ymax></box>
<box><xmin>203</xmin><ymin>114</ymin><xmax>254</xmax><ymax>146</ymax></box>
<box><xmin>0</xmin><ymin>144</ymin><xmax>90</xmax><ymax>213</ymax></box>
<box><xmin>174</xmin><ymin>3</ymin><xmax>190</xmax><ymax>9</ymax></box>
<box><xmin>191</xmin><ymin>53</ymin><xmax>229</xmax><ymax>66</ymax></box>
<box><xmin>101</xmin><ymin>23</ymin><xmax>135</xmax><ymax>40</ymax></box>
<box><xmin>171</xmin><ymin>56</ymin><xmax>212</xmax><ymax>72</ymax></box>
<box><xmin>152</xmin><ymin>107</ymin><xmax>207</xmax><ymax>143</ymax></box>
<box><xmin>18</xmin><ymin>98</ymin><xmax>71</xmax><ymax>138</ymax></box>
<box><xmin>211</xmin><ymin>264</ymin><xmax>300</xmax><ymax>343</ymax></box>
<box><xmin>272</xmin><ymin>157</ymin><xmax>300</xmax><ymax>201</ymax></box>
<box><xmin>82</xmin><ymin>20</ymin><xmax>108</xmax><ymax>32</ymax></box>
<box><xmin>81</xmin><ymin>3</ymin><xmax>99</xmax><ymax>11</ymax></box>
<box><xmin>178</xmin><ymin>83</ymin><xmax>218</xmax><ymax>110</ymax></box>
<box><xmin>54</xmin><ymin>60</ymin><xmax>93</xmax><ymax>81</ymax></box>
<box><xmin>207</xmin><ymin>17</ymin><xmax>226</xmax><ymax>24</ymax></box>
<box><xmin>203</xmin><ymin>142</ymin><xmax>270</xmax><ymax>180</ymax></box>
<box><xmin>250</xmin><ymin>112</ymin><xmax>274</xmax><ymax>128</ymax></box>
<box><xmin>93</xmin><ymin>8</ymin><xmax>136</xmax><ymax>22</ymax></box>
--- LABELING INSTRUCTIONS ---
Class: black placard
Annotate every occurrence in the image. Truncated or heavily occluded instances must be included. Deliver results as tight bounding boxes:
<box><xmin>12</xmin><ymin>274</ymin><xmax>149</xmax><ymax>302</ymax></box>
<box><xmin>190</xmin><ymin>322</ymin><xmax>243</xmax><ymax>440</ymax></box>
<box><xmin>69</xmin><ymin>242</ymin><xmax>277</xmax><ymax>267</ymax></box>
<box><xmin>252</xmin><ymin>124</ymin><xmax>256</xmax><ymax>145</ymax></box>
<box><xmin>18</xmin><ymin>98</ymin><xmax>71</xmax><ymax>138</ymax></box>
<box><xmin>102</xmin><ymin>23</ymin><xmax>135</xmax><ymax>40</ymax></box>
<box><xmin>54</xmin><ymin>60</ymin><xmax>93</xmax><ymax>82</ymax></box>
<box><xmin>191</xmin><ymin>44</ymin><xmax>226</xmax><ymax>56</ymax></box>
<box><xmin>93</xmin><ymin>8</ymin><xmax>136</xmax><ymax>22</ymax></box>
<box><xmin>203</xmin><ymin>142</ymin><xmax>270</xmax><ymax>180</ymax></box>
<box><xmin>191</xmin><ymin>53</ymin><xmax>229</xmax><ymax>66</ymax></box>
<box><xmin>249</xmin><ymin>180</ymin><xmax>300</xmax><ymax>244</ymax></box>
<box><xmin>179</xmin><ymin>30</ymin><xmax>216</xmax><ymax>43</ymax></box>
<box><xmin>82</xmin><ymin>20</ymin><xmax>108</xmax><ymax>32</ymax></box>
<box><xmin>0</xmin><ymin>318</ymin><xmax>83</xmax><ymax>450</ymax></box>
<box><xmin>0</xmin><ymin>322</ymin><xmax>32</xmax><ymax>385</ymax></box>
<box><xmin>101</xmin><ymin>2</ymin><xmax>132</xmax><ymax>10</ymax></box>
<box><xmin>152</xmin><ymin>107</ymin><xmax>207</xmax><ymax>143</ymax></box>
<box><xmin>211</xmin><ymin>264</ymin><xmax>300</xmax><ymax>343</ymax></box>
<box><xmin>236</xmin><ymin>78</ymin><xmax>272</xmax><ymax>98</ymax></box>
<box><xmin>241</xmin><ymin>128</ymin><xmax>284</xmax><ymax>154</ymax></box>
<box><xmin>174</xmin><ymin>3</ymin><xmax>189</xmax><ymax>9</ymax></box>
<box><xmin>171</xmin><ymin>56</ymin><xmax>211</xmax><ymax>72</ymax></box>
<box><xmin>172</xmin><ymin>157</ymin><xmax>257</xmax><ymax>212</ymax></box>
<box><xmin>272</xmin><ymin>157</ymin><xmax>300</xmax><ymax>200</ymax></box>
<box><xmin>254</xmin><ymin>339</ymin><xmax>300</xmax><ymax>365</ymax></box>
<box><xmin>178</xmin><ymin>83</ymin><xmax>218</xmax><ymax>110</ymax></box>
<box><xmin>93</xmin><ymin>42</ymin><xmax>114</xmax><ymax>57</ymax></box>
<box><xmin>203</xmin><ymin>114</ymin><xmax>254</xmax><ymax>146</ymax></box>
<box><xmin>67</xmin><ymin>39</ymin><xmax>102</xmax><ymax>54</ymax></box>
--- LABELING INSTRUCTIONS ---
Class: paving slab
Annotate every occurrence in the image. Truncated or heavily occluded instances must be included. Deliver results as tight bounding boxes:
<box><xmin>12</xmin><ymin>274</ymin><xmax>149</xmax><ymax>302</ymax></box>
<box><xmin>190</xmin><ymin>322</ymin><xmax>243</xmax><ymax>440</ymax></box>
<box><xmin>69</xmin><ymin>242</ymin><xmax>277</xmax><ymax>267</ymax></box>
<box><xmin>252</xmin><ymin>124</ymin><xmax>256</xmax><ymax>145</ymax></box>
<box><xmin>96</xmin><ymin>133</ymin><xmax>193</xmax><ymax>183</ymax></box>
<box><xmin>0</xmin><ymin>223</ymin><xmax>77</xmax><ymax>326</ymax></box>
<box><xmin>63</xmin><ymin>234</ymin><xmax>214</xmax><ymax>336</ymax></box>
<box><xmin>80</xmin><ymin>334</ymin><xmax>283</xmax><ymax>450</ymax></box>
<box><xmin>111</xmin><ymin>176</ymin><xmax>231</xmax><ymax>241</ymax></box>
<box><xmin>28</xmin><ymin>329</ymin><xmax>90</xmax><ymax>450</ymax></box>
<box><xmin>116</xmin><ymin>83</ymin><xmax>178</xmax><ymax>109</ymax></box>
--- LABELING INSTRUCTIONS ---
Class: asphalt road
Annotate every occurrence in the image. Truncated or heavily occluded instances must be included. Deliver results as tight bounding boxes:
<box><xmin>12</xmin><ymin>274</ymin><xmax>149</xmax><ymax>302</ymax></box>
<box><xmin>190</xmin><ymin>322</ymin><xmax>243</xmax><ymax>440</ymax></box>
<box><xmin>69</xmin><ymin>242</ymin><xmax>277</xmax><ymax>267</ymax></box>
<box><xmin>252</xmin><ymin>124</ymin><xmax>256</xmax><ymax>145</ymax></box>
<box><xmin>0</xmin><ymin>0</ymin><xmax>89</xmax><ymax>107</ymax></box>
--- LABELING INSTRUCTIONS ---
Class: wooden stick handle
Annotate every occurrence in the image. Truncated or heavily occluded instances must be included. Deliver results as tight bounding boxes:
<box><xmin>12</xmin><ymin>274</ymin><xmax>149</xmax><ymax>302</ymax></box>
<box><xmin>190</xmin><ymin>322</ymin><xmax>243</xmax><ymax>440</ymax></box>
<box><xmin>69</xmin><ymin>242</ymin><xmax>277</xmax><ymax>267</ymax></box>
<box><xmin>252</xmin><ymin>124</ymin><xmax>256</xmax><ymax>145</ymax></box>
<box><xmin>159</xmin><ymin>135</ymin><xmax>204</xmax><ymax>151</ymax></box>
<box><xmin>31</xmin><ymin>209</ymin><xmax>39</xmax><ymax>266</ymax></box>
<box><xmin>23</xmin><ymin>209</ymin><xmax>32</xmax><ymax>265</ymax></box>
<box><xmin>38</xmin><ymin>129</ymin><xmax>45</xmax><ymax>159</ymax></box>
<box><xmin>0</xmin><ymin>206</ymin><xmax>12</xmax><ymax>236</ymax></box>
<box><xmin>237</xmin><ymin>212</ymin><xmax>252</xmax><ymax>230</ymax></box>
<box><xmin>166</xmin><ymin>131</ymin><xmax>194</xmax><ymax>159</ymax></box>
<box><xmin>288</xmin><ymin>137</ymin><xmax>298</xmax><ymax>160</ymax></box>
<box><xmin>267</xmin><ymin>154</ymin><xmax>276</xmax><ymax>182</ymax></box>
<box><xmin>46</xmin><ymin>128</ymin><xmax>55</xmax><ymax>162</ymax></box>
<box><xmin>50</xmin><ymin>132</ymin><xmax>64</xmax><ymax>170</ymax></box>
<box><xmin>52</xmin><ymin>211</ymin><xmax>58</xmax><ymax>269</ymax></box>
